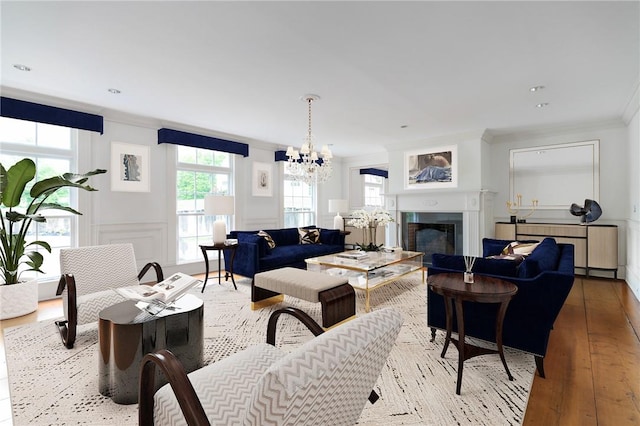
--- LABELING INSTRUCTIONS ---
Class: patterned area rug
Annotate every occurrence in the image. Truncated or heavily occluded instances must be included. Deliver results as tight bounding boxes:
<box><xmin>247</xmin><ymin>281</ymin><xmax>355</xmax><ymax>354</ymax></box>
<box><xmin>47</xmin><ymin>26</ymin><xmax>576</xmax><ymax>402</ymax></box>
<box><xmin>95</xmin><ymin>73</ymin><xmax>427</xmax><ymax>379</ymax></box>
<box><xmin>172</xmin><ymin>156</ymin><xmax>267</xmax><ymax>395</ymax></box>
<box><xmin>4</xmin><ymin>275</ymin><xmax>535</xmax><ymax>425</ymax></box>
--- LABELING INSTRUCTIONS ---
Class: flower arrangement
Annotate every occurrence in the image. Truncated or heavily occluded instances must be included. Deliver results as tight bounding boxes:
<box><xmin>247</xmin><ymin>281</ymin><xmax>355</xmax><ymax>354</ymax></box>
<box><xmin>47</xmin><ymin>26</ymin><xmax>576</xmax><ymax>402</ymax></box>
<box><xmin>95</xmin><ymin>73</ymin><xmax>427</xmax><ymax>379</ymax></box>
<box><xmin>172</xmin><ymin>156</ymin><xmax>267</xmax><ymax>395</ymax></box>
<box><xmin>347</xmin><ymin>208</ymin><xmax>394</xmax><ymax>251</ymax></box>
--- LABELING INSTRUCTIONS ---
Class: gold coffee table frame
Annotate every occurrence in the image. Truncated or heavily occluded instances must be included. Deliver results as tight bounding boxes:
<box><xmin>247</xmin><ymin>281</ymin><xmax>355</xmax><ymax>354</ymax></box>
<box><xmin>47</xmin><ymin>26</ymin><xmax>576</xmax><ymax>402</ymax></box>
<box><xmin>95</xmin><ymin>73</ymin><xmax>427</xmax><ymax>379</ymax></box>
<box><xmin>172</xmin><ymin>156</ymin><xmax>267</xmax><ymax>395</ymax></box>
<box><xmin>306</xmin><ymin>250</ymin><xmax>424</xmax><ymax>312</ymax></box>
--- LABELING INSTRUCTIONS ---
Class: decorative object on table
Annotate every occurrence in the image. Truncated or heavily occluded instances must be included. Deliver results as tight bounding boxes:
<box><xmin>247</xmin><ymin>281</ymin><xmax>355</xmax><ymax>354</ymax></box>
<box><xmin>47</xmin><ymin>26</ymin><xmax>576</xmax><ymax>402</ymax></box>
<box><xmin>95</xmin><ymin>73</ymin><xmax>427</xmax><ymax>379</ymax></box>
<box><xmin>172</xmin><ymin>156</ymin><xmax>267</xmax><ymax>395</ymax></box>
<box><xmin>285</xmin><ymin>94</ymin><xmax>333</xmax><ymax>184</ymax></box>
<box><xmin>506</xmin><ymin>193</ymin><xmax>538</xmax><ymax>223</ymax></box>
<box><xmin>328</xmin><ymin>199</ymin><xmax>348</xmax><ymax>231</ymax></box>
<box><xmin>463</xmin><ymin>256</ymin><xmax>476</xmax><ymax>283</ymax></box>
<box><xmin>0</xmin><ymin>158</ymin><xmax>106</xmax><ymax>320</ymax></box>
<box><xmin>405</xmin><ymin>145</ymin><xmax>457</xmax><ymax>189</ymax></box>
<box><xmin>348</xmin><ymin>207</ymin><xmax>394</xmax><ymax>252</ymax></box>
<box><xmin>204</xmin><ymin>195</ymin><xmax>235</xmax><ymax>244</ymax></box>
<box><xmin>110</xmin><ymin>141</ymin><xmax>150</xmax><ymax>192</ymax></box>
<box><xmin>569</xmin><ymin>199</ymin><xmax>602</xmax><ymax>224</ymax></box>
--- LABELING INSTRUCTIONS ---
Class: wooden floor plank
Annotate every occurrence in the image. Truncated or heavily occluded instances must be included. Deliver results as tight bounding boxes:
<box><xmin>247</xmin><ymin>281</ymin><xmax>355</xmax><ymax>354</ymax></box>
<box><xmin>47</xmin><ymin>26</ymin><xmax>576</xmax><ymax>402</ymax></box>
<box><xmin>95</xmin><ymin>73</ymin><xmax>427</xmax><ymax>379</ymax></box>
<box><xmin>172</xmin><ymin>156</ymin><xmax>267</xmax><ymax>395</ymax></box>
<box><xmin>523</xmin><ymin>278</ymin><xmax>598</xmax><ymax>426</ymax></box>
<box><xmin>583</xmin><ymin>279</ymin><xmax>640</xmax><ymax>426</ymax></box>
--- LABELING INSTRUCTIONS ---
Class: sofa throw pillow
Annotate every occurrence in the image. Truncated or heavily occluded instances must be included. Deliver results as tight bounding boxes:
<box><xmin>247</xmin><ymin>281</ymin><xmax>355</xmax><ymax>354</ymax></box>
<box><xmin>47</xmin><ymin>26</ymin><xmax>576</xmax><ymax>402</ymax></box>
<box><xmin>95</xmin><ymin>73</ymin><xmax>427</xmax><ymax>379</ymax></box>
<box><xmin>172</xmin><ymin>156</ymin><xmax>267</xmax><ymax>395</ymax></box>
<box><xmin>502</xmin><ymin>241</ymin><xmax>539</xmax><ymax>256</ymax></box>
<box><xmin>258</xmin><ymin>230</ymin><xmax>276</xmax><ymax>250</ymax></box>
<box><xmin>298</xmin><ymin>228</ymin><xmax>320</xmax><ymax>245</ymax></box>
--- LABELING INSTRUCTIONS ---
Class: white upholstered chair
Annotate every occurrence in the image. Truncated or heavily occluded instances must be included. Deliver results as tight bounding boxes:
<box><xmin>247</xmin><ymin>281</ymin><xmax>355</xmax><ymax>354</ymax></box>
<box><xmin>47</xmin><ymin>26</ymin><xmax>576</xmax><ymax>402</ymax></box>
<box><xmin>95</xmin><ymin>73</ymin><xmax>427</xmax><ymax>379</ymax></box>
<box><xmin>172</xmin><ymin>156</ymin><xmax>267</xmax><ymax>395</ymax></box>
<box><xmin>55</xmin><ymin>243</ymin><xmax>164</xmax><ymax>348</ymax></box>
<box><xmin>139</xmin><ymin>307</ymin><xmax>403</xmax><ymax>426</ymax></box>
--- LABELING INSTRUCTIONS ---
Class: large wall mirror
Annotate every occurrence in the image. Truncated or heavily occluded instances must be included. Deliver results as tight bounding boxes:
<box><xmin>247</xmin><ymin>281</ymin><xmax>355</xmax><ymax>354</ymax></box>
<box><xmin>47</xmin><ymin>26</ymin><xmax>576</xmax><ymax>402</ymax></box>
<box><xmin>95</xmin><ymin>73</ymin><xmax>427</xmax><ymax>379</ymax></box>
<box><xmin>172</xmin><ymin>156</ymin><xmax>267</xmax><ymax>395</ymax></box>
<box><xmin>510</xmin><ymin>140</ymin><xmax>600</xmax><ymax>210</ymax></box>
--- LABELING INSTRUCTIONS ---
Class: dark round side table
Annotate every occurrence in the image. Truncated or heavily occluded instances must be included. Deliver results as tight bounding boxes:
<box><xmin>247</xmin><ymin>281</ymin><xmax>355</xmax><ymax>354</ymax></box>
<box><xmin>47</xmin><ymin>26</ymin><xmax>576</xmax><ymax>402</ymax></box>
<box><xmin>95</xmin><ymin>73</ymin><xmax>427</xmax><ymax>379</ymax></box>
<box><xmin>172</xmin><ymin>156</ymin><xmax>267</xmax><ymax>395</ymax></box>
<box><xmin>428</xmin><ymin>272</ymin><xmax>518</xmax><ymax>395</ymax></box>
<box><xmin>200</xmin><ymin>243</ymin><xmax>238</xmax><ymax>292</ymax></box>
<box><xmin>98</xmin><ymin>294</ymin><xmax>204</xmax><ymax>404</ymax></box>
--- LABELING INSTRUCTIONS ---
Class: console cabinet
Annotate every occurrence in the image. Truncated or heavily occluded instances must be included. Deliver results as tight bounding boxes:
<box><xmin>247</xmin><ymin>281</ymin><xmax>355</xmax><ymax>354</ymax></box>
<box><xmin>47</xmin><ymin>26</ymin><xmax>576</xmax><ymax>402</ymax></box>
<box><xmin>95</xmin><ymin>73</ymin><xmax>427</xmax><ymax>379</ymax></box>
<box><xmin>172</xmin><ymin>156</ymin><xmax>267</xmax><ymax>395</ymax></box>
<box><xmin>495</xmin><ymin>222</ymin><xmax>618</xmax><ymax>278</ymax></box>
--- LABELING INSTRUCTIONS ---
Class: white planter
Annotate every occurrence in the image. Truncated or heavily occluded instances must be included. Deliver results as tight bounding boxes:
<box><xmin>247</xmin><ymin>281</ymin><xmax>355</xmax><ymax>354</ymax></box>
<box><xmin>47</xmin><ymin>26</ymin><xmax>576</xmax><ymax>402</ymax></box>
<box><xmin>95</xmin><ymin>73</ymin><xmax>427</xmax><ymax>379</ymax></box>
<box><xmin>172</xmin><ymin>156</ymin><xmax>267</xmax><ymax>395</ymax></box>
<box><xmin>0</xmin><ymin>279</ymin><xmax>38</xmax><ymax>320</ymax></box>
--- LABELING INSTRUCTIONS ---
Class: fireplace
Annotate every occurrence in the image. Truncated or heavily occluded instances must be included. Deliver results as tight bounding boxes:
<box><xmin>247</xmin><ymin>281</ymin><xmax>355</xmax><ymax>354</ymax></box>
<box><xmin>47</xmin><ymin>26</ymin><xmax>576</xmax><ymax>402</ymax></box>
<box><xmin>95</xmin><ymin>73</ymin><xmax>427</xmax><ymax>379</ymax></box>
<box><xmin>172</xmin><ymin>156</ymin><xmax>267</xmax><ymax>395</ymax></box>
<box><xmin>401</xmin><ymin>212</ymin><xmax>463</xmax><ymax>266</ymax></box>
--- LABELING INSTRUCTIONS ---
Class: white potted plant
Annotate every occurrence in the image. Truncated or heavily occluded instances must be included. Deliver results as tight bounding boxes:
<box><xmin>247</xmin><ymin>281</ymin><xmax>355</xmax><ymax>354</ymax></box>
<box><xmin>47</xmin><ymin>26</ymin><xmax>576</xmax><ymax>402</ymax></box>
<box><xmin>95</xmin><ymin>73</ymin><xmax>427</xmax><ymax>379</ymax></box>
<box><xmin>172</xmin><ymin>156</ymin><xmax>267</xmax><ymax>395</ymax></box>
<box><xmin>0</xmin><ymin>158</ymin><xmax>106</xmax><ymax>319</ymax></box>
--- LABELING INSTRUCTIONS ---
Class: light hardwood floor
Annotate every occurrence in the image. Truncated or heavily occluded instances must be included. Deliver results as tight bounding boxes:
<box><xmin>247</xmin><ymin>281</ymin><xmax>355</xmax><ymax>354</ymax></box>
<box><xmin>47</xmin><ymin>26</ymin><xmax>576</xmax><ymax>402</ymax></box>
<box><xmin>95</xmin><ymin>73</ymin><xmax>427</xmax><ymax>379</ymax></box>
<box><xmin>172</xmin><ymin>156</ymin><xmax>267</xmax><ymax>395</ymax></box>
<box><xmin>1</xmin><ymin>276</ymin><xmax>638</xmax><ymax>425</ymax></box>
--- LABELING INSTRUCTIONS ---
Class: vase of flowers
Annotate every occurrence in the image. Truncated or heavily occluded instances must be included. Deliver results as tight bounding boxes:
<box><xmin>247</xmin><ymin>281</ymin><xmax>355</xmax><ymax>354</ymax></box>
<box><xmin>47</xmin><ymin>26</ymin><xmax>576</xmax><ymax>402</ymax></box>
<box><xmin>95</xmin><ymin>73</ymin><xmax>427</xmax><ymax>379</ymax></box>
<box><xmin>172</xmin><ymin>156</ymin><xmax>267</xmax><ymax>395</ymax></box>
<box><xmin>347</xmin><ymin>208</ymin><xmax>394</xmax><ymax>252</ymax></box>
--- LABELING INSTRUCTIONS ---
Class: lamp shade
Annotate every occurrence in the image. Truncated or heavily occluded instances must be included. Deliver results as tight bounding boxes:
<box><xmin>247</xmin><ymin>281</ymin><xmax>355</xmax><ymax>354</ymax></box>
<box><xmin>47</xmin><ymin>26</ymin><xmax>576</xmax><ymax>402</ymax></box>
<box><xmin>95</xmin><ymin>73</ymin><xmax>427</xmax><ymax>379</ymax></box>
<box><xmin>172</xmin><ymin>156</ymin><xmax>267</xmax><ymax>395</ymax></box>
<box><xmin>328</xmin><ymin>199</ymin><xmax>348</xmax><ymax>214</ymax></box>
<box><xmin>204</xmin><ymin>195</ymin><xmax>235</xmax><ymax>216</ymax></box>
<box><xmin>204</xmin><ymin>195</ymin><xmax>235</xmax><ymax>244</ymax></box>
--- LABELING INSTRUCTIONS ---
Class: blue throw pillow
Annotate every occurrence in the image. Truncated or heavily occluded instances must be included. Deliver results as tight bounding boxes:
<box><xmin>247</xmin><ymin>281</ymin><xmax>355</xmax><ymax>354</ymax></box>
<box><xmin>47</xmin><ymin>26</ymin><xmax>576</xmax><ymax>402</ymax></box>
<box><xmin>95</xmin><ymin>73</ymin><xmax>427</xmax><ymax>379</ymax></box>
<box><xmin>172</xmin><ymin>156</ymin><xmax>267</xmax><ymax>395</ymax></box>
<box><xmin>518</xmin><ymin>237</ymin><xmax>559</xmax><ymax>278</ymax></box>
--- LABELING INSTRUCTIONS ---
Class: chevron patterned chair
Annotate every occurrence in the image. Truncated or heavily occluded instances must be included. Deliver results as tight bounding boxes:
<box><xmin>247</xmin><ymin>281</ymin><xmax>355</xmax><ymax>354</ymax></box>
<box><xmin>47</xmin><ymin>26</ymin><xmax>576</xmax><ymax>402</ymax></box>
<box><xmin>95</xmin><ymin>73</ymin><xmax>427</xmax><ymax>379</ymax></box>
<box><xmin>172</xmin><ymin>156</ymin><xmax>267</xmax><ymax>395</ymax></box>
<box><xmin>55</xmin><ymin>243</ymin><xmax>164</xmax><ymax>349</ymax></box>
<box><xmin>139</xmin><ymin>307</ymin><xmax>403</xmax><ymax>426</ymax></box>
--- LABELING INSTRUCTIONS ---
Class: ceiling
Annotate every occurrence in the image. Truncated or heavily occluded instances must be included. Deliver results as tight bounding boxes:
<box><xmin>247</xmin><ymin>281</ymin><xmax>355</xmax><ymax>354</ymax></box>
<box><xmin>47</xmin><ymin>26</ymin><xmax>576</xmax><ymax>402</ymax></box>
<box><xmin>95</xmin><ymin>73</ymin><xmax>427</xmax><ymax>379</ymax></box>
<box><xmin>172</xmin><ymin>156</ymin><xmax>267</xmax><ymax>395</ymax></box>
<box><xmin>1</xmin><ymin>1</ymin><xmax>638</xmax><ymax>158</ymax></box>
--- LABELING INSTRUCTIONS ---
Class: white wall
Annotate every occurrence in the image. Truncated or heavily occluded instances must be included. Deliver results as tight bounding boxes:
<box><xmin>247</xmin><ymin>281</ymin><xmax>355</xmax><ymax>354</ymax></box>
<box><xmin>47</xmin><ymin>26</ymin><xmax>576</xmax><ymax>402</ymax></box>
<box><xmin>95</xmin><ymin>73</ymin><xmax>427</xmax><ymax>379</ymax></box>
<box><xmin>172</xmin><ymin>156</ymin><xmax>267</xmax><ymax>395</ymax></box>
<box><xmin>488</xmin><ymin>122</ymin><xmax>629</xmax><ymax>279</ymax></box>
<box><xmin>626</xmin><ymin>101</ymin><xmax>640</xmax><ymax>300</ymax></box>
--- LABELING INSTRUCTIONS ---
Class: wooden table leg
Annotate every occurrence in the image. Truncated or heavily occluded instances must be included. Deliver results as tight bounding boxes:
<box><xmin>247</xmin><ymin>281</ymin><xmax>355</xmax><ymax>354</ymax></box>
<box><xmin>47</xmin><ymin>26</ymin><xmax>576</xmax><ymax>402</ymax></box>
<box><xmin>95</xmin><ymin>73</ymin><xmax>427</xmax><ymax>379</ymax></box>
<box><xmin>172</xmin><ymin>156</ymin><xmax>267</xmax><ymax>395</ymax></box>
<box><xmin>200</xmin><ymin>246</ymin><xmax>210</xmax><ymax>293</ymax></box>
<box><xmin>496</xmin><ymin>300</ymin><xmax>514</xmax><ymax>381</ymax></box>
<box><xmin>441</xmin><ymin>296</ymin><xmax>453</xmax><ymax>358</ymax></box>
<box><xmin>454</xmin><ymin>298</ymin><xmax>465</xmax><ymax>395</ymax></box>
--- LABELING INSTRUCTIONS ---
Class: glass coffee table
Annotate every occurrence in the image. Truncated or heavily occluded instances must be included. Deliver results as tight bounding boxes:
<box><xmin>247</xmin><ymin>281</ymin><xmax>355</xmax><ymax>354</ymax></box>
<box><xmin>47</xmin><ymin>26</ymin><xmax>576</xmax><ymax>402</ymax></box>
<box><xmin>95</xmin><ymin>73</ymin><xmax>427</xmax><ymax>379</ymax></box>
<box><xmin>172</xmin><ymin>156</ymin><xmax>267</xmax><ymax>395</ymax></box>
<box><xmin>306</xmin><ymin>250</ymin><xmax>424</xmax><ymax>312</ymax></box>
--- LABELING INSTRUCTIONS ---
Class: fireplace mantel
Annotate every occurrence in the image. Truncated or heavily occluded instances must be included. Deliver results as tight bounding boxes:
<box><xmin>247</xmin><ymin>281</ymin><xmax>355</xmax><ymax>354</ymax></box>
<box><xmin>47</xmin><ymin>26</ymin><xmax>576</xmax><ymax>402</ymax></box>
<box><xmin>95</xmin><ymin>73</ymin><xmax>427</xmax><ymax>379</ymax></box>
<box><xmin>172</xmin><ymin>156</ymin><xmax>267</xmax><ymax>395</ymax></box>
<box><xmin>385</xmin><ymin>190</ymin><xmax>495</xmax><ymax>256</ymax></box>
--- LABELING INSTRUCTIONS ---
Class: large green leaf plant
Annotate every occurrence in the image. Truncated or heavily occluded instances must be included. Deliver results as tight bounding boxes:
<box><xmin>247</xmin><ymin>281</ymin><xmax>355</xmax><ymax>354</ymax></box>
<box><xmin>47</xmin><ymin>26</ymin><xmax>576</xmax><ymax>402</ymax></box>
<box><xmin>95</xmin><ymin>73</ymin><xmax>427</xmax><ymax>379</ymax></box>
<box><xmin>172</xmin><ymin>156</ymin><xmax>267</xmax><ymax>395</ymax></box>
<box><xmin>0</xmin><ymin>158</ymin><xmax>106</xmax><ymax>285</ymax></box>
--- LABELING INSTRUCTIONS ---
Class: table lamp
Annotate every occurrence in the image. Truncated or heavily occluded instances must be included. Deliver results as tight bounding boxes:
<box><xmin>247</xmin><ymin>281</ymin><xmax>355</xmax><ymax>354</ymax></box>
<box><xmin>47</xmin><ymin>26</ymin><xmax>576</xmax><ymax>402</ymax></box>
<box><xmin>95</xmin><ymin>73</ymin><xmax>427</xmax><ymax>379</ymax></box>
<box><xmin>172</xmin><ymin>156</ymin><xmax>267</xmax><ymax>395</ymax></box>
<box><xmin>204</xmin><ymin>195</ymin><xmax>235</xmax><ymax>244</ymax></box>
<box><xmin>328</xmin><ymin>199</ymin><xmax>348</xmax><ymax>231</ymax></box>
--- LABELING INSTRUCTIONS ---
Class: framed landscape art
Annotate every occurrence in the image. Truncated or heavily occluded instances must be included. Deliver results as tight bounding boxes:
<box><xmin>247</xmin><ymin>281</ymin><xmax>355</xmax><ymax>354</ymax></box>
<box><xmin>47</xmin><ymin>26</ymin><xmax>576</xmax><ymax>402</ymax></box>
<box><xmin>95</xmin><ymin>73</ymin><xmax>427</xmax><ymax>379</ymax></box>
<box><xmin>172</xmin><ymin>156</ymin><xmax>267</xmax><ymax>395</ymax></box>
<box><xmin>405</xmin><ymin>145</ymin><xmax>458</xmax><ymax>189</ymax></box>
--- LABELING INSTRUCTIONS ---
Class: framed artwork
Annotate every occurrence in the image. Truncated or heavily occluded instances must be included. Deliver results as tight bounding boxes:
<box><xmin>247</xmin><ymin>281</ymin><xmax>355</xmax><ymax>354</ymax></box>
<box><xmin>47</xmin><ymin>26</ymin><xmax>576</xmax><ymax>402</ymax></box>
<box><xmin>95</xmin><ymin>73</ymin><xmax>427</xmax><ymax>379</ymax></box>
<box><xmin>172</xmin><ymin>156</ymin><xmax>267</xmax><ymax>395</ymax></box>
<box><xmin>404</xmin><ymin>145</ymin><xmax>457</xmax><ymax>189</ymax></box>
<box><xmin>110</xmin><ymin>141</ymin><xmax>150</xmax><ymax>192</ymax></box>
<box><xmin>252</xmin><ymin>161</ymin><xmax>273</xmax><ymax>197</ymax></box>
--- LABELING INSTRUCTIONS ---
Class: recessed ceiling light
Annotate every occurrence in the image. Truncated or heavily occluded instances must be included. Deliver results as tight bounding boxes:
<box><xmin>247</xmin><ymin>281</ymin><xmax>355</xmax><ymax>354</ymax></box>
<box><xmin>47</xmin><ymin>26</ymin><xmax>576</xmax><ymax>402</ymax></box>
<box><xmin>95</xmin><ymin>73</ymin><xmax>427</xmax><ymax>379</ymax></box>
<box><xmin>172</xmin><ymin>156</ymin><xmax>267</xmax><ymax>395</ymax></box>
<box><xmin>108</xmin><ymin>88</ymin><xmax>121</xmax><ymax>94</ymax></box>
<box><xmin>530</xmin><ymin>85</ymin><xmax>545</xmax><ymax>92</ymax></box>
<box><xmin>13</xmin><ymin>64</ymin><xmax>31</xmax><ymax>71</ymax></box>
<box><xmin>536</xmin><ymin>102</ymin><xmax>549</xmax><ymax>108</ymax></box>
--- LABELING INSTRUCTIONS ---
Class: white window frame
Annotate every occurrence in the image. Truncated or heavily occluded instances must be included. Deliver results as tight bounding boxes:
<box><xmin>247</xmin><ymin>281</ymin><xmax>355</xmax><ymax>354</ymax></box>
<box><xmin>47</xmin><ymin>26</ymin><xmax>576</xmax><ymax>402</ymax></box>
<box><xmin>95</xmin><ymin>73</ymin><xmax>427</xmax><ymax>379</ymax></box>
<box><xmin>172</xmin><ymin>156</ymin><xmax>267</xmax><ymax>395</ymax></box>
<box><xmin>283</xmin><ymin>169</ymin><xmax>316</xmax><ymax>228</ymax></box>
<box><xmin>174</xmin><ymin>146</ymin><xmax>234</xmax><ymax>264</ymax></box>
<box><xmin>0</xmin><ymin>117</ymin><xmax>81</xmax><ymax>284</ymax></box>
<box><xmin>363</xmin><ymin>174</ymin><xmax>386</xmax><ymax>207</ymax></box>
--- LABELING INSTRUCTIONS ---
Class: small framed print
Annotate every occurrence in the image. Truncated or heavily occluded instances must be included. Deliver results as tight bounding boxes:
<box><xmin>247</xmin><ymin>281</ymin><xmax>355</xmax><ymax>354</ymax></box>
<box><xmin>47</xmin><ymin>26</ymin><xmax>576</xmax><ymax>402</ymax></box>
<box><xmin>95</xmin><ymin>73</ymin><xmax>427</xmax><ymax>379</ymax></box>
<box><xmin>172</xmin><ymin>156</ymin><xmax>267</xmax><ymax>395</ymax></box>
<box><xmin>252</xmin><ymin>161</ymin><xmax>273</xmax><ymax>197</ymax></box>
<box><xmin>110</xmin><ymin>141</ymin><xmax>150</xmax><ymax>192</ymax></box>
<box><xmin>405</xmin><ymin>145</ymin><xmax>457</xmax><ymax>190</ymax></box>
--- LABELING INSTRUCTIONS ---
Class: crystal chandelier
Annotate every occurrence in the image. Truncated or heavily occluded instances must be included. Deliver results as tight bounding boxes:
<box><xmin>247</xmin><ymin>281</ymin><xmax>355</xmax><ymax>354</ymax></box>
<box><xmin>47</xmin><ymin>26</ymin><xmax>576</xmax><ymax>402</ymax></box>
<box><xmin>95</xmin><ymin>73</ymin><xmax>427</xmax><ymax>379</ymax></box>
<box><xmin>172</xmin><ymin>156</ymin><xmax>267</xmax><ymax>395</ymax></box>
<box><xmin>285</xmin><ymin>94</ymin><xmax>333</xmax><ymax>184</ymax></box>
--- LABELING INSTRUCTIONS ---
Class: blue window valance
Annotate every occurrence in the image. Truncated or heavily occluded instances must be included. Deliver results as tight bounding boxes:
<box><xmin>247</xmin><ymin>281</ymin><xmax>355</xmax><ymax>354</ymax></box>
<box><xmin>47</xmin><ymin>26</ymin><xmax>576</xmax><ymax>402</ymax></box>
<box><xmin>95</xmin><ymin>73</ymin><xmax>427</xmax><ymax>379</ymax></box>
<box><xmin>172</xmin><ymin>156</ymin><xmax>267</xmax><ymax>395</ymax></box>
<box><xmin>274</xmin><ymin>149</ymin><xmax>325</xmax><ymax>165</ymax></box>
<box><xmin>360</xmin><ymin>168</ymin><xmax>388</xmax><ymax>178</ymax></box>
<box><xmin>158</xmin><ymin>128</ymin><xmax>249</xmax><ymax>157</ymax></box>
<box><xmin>0</xmin><ymin>96</ymin><xmax>104</xmax><ymax>134</ymax></box>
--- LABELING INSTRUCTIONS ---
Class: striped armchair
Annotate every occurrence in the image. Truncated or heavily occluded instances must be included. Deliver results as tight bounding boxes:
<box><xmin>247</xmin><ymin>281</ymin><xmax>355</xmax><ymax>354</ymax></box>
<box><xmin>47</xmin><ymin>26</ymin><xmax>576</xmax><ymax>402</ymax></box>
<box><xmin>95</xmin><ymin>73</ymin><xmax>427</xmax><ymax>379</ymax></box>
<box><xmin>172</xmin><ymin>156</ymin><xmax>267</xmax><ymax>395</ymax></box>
<box><xmin>55</xmin><ymin>243</ymin><xmax>164</xmax><ymax>348</ymax></box>
<box><xmin>139</xmin><ymin>307</ymin><xmax>403</xmax><ymax>426</ymax></box>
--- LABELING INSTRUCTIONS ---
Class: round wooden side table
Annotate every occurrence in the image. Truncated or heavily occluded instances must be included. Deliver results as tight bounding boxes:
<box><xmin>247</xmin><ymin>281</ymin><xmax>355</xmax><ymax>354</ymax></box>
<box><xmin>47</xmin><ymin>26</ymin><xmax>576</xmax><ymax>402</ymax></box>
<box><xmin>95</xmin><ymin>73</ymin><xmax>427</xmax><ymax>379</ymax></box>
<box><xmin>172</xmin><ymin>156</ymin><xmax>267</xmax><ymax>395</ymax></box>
<box><xmin>428</xmin><ymin>272</ymin><xmax>518</xmax><ymax>395</ymax></box>
<box><xmin>200</xmin><ymin>243</ymin><xmax>238</xmax><ymax>292</ymax></box>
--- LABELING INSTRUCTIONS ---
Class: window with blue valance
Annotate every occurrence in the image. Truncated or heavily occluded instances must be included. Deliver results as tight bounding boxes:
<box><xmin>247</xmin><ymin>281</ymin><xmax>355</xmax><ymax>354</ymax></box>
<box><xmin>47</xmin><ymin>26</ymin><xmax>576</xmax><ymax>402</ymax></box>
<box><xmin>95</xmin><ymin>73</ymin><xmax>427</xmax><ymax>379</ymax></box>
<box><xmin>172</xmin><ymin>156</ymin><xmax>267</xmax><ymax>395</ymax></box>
<box><xmin>158</xmin><ymin>128</ymin><xmax>249</xmax><ymax>157</ymax></box>
<box><xmin>0</xmin><ymin>97</ymin><xmax>104</xmax><ymax>134</ymax></box>
<box><xmin>360</xmin><ymin>168</ymin><xmax>388</xmax><ymax>178</ymax></box>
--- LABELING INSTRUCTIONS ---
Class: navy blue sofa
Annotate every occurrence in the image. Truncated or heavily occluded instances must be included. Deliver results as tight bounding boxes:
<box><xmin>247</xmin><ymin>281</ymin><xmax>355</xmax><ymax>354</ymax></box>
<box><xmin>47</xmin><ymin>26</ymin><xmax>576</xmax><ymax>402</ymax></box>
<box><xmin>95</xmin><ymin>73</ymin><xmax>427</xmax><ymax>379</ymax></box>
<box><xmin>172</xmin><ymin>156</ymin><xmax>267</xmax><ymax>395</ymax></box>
<box><xmin>427</xmin><ymin>237</ymin><xmax>575</xmax><ymax>378</ymax></box>
<box><xmin>223</xmin><ymin>227</ymin><xmax>345</xmax><ymax>280</ymax></box>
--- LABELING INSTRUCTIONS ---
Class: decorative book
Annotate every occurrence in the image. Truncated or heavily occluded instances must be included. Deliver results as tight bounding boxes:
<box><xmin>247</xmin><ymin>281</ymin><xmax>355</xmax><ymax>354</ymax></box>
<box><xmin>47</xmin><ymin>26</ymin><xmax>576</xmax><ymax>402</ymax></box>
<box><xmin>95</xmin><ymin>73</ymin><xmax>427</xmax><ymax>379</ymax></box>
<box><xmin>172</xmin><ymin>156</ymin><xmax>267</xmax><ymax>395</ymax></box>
<box><xmin>115</xmin><ymin>272</ymin><xmax>200</xmax><ymax>304</ymax></box>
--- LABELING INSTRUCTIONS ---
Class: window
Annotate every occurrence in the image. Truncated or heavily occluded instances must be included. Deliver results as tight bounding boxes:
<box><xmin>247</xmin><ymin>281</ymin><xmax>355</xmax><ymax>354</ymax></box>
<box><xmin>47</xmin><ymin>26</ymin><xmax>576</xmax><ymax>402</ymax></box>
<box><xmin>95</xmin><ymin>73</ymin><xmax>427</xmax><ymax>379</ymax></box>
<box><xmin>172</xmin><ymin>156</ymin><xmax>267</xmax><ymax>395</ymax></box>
<box><xmin>283</xmin><ymin>170</ymin><xmax>315</xmax><ymax>227</ymax></box>
<box><xmin>0</xmin><ymin>117</ymin><xmax>76</xmax><ymax>280</ymax></box>
<box><xmin>176</xmin><ymin>146</ymin><xmax>232</xmax><ymax>262</ymax></box>
<box><xmin>363</xmin><ymin>174</ymin><xmax>385</xmax><ymax>207</ymax></box>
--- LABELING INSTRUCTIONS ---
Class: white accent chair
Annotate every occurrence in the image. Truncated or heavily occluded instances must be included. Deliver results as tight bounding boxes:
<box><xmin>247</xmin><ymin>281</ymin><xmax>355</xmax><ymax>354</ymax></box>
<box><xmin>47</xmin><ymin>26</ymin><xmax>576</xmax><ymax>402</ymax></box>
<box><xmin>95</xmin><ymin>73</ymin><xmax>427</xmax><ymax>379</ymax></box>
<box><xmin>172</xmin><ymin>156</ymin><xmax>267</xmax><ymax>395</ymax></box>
<box><xmin>55</xmin><ymin>243</ymin><xmax>164</xmax><ymax>348</ymax></box>
<box><xmin>139</xmin><ymin>307</ymin><xmax>403</xmax><ymax>426</ymax></box>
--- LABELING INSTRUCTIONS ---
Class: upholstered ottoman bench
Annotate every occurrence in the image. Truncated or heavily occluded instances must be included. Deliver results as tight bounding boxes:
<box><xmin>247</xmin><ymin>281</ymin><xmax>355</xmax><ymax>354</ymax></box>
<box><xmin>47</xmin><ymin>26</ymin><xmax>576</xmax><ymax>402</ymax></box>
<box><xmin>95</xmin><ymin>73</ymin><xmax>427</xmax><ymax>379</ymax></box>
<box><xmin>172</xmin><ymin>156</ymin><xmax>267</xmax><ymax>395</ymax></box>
<box><xmin>253</xmin><ymin>267</ymin><xmax>355</xmax><ymax>328</ymax></box>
